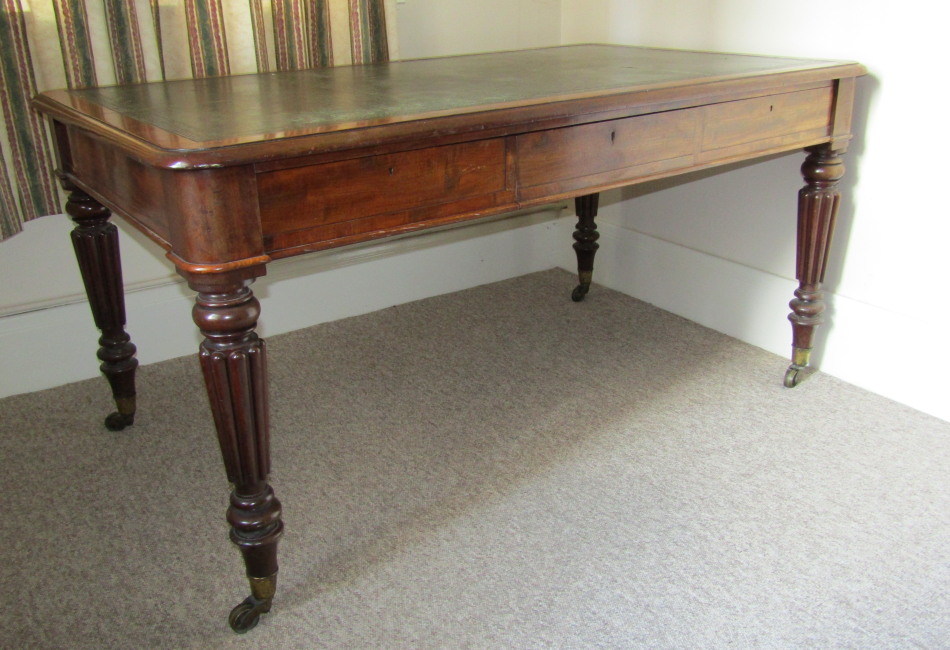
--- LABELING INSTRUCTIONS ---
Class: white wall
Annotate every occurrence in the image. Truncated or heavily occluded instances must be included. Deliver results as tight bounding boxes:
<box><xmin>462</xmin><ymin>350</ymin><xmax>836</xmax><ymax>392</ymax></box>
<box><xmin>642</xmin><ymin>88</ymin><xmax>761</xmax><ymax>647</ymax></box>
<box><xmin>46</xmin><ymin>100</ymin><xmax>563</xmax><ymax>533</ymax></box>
<box><xmin>0</xmin><ymin>0</ymin><xmax>565</xmax><ymax>399</ymax></box>
<box><xmin>560</xmin><ymin>0</ymin><xmax>949</xmax><ymax>422</ymax></box>
<box><xmin>395</xmin><ymin>0</ymin><xmax>560</xmax><ymax>58</ymax></box>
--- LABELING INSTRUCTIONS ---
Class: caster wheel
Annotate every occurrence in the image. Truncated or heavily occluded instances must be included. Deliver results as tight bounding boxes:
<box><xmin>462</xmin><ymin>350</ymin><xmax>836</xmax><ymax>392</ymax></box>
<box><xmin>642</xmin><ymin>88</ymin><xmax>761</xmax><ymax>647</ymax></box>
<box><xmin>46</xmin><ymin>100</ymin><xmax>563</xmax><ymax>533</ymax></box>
<box><xmin>229</xmin><ymin>597</ymin><xmax>264</xmax><ymax>634</ymax></box>
<box><xmin>783</xmin><ymin>366</ymin><xmax>800</xmax><ymax>388</ymax></box>
<box><xmin>571</xmin><ymin>284</ymin><xmax>589</xmax><ymax>302</ymax></box>
<box><xmin>104</xmin><ymin>411</ymin><xmax>133</xmax><ymax>431</ymax></box>
<box><xmin>784</xmin><ymin>365</ymin><xmax>812</xmax><ymax>388</ymax></box>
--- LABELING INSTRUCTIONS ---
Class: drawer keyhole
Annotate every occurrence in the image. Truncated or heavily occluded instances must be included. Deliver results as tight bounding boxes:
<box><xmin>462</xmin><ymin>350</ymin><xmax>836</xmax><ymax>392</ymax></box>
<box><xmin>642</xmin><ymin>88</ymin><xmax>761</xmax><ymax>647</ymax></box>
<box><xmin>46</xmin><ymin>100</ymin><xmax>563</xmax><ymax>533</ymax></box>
<box><xmin>610</xmin><ymin>130</ymin><xmax>617</xmax><ymax>143</ymax></box>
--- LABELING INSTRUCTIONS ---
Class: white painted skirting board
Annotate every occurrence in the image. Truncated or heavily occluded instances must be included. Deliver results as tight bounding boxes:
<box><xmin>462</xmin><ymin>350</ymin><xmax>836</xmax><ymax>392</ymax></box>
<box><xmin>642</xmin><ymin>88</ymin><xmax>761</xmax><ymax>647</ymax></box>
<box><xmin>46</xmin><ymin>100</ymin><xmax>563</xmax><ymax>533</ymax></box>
<box><xmin>0</xmin><ymin>207</ymin><xmax>566</xmax><ymax>399</ymax></box>
<box><xmin>585</xmin><ymin>220</ymin><xmax>949</xmax><ymax>423</ymax></box>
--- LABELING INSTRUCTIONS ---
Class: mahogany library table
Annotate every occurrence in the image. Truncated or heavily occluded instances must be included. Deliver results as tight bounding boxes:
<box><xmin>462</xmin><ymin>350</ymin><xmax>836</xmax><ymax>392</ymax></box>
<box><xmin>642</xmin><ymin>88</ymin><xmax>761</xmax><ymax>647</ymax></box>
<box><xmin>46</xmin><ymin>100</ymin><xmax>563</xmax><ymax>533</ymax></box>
<box><xmin>34</xmin><ymin>44</ymin><xmax>866</xmax><ymax>633</ymax></box>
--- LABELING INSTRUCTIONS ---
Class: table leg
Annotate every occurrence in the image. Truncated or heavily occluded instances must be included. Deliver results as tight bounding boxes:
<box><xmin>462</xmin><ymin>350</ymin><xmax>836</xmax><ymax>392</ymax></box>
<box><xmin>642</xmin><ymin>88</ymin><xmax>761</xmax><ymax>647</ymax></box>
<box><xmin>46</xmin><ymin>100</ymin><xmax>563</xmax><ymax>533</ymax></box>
<box><xmin>62</xmin><ymin>179</ymin><xmax>139</xmax><ymax>430</ymax></box>
<box><xmin>785</xmin><ymin>144</ymin><xmax>844</xmax><ymax>387</ymax></box>
<box><xmin>572</xmin><ymin>193</ymin><xmax>600</xmax><ymax>302</ymax></box>
<box><xmin>189</xmin><ymin>275</ymin><xmax>283</xmax><ymax>633</ymax></box>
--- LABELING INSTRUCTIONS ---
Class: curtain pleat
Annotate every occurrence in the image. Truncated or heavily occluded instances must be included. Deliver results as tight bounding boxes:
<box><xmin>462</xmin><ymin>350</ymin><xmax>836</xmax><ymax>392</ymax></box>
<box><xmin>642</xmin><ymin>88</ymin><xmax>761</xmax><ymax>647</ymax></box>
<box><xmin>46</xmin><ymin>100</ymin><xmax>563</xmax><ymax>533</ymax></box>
<box><xmin>310</xmin><ymin>0</ymin><xmax>332</xmax><ymax>68</ymax></box>
<box><xmin>0</xmin><ymin>0</ymin><xmax>393</xmax><ymax>240</ymax></box>
<box><xmin>1</xmin><ymin>0</ymin><xmax>60</xmax><ymax>238</ymax></box>
<box><xmin>52</xmin><ymin>0</ymin><xmax>97</xmax><ymax>88</ymax></box>
<box><xmin>248</xmin><ymin>0</ymin><xmax>270</xmax><ymax>73</ymax></box>
<box><xmin>183</xmin><ymin>0</ymin><xmax>229</xmax><ymax>78</ymax></box>
<box><xmin>350</xmin><ymin>0</ymin><xmax>386</xmax><ymax>65</ymax></box>
<box><xmin>104</xmin><ymin>1</ymin><xmax>148</xmax><ymax>85</ymax></box>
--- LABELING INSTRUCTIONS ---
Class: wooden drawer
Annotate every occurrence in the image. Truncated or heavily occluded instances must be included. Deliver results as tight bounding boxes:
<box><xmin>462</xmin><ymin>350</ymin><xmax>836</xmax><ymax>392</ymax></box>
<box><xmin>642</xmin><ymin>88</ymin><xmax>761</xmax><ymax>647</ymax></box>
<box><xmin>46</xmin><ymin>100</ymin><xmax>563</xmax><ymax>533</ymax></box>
<box><xmin>515</xmin><ymin>86</ymin><xmax>834</xmax><ymax>199</ymax></box>
<box><xmin>515</xmin><ymin>109</ymin><xmax>700</xmax><ymax>197</ymax></box>
<box><xmin>258</xmin><ymin>139</ymin><xmax>507</xmax><ymax>236</ymax></box>
<box><xmin>701</xmin><ymin>86</ymin><xmax>833</xmax><ymax>152</ymax></box>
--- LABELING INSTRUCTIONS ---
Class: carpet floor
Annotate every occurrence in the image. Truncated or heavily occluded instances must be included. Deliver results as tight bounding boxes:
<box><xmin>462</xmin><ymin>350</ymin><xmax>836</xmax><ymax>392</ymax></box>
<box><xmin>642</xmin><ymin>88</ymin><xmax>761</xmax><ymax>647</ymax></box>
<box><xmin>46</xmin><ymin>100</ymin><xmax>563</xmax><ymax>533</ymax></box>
<box><xmin>1</xmin><ymin>269</ymin><xmax>948</xmax><ymax>649</ymax></box>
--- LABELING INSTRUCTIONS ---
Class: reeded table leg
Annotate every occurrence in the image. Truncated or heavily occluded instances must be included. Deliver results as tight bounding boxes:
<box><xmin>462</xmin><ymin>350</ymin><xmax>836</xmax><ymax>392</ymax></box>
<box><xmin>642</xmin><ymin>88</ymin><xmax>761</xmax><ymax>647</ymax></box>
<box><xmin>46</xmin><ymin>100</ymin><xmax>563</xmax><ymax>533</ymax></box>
<box><xmin>572</xmin><ymin>193</ymin><xmax>600</xmax><ymax>302</ymax></box>
<box><xmin>785</xmin><ymin>144</ymin><xmax>844</xmax><ymax>387</ymax></box>
<box><xmin>190</xmin><ymin>274</ymin><xmax>283</xmax><ymax>633</ymax></box>
<box><xmin>62</xmin><ymin>179</ymin><xmax>138</xmax><ymax>430</ymax></box>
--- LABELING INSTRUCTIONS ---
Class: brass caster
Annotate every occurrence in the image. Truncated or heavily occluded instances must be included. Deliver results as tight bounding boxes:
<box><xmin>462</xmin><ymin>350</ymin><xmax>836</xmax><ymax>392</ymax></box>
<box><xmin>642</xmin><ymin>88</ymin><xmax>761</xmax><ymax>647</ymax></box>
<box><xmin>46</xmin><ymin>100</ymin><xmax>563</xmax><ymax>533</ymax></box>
<box><xmin>783</xmin><ymin>364</ymin><xmax>814</xmax><ymax>388</ymax></box>
<box><xmin>228</xmin><ymin>595</ymin><xmax>272</xmax><ymax>634</ymax></box>
<box><xmin>571</xmin><ymin>283</ymin><xmax>590</xmax><ymax>302</ymax></box>
<box><xmin>104</xmin><ymin>411</ymin><xmax>134</xmax><ymax>431</ymax></box>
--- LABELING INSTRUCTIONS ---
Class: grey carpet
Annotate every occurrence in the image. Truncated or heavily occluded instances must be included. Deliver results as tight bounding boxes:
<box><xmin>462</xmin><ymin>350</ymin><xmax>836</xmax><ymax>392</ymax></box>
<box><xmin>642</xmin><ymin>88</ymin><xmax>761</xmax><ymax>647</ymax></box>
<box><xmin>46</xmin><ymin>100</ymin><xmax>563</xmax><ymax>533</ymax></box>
<box><xmin>1</xmin><ymin>269</ymin><xmax>947</xmax><ymax>649</ymax></box>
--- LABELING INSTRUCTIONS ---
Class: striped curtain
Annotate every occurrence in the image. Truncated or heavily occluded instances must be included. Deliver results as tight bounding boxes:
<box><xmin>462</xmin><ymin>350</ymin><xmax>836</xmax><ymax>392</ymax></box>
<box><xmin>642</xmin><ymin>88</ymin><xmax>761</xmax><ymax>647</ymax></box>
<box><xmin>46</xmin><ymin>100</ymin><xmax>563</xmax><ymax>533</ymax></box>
<box><xmin>0</xmin><ymin>0</ymin><xmax>395</xmax><ymax>240</ymax></box>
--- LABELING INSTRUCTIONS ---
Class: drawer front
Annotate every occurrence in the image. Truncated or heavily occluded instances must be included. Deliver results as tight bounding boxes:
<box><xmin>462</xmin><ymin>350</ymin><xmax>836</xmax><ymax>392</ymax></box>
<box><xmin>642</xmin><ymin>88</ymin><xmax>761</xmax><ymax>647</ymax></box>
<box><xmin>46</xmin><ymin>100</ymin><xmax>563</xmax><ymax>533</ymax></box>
<box><xmin>701</xmin><ymin>86</ymin><xmax>833</xmax><ymax>152</ymax></box>
<box><xmin>258</xmin><ymin>139</ymin><xmax>507</xmax><ymax>236</ymax></box>
<box><xmin>514</xmin><ymin>85</ymin><xmax>834</xmax><ymax>199</ymax></box>
<box><xmin>515</xmin><ymin>109</ymin><xmax>700</xmax><ymax>195</ymax></box>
